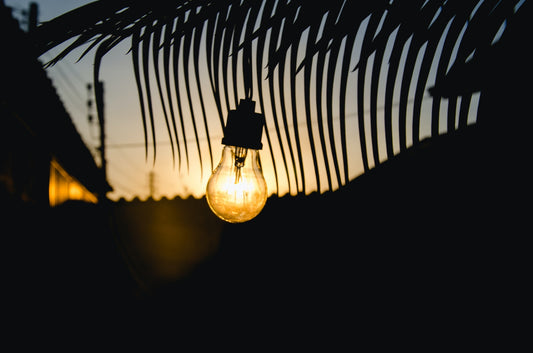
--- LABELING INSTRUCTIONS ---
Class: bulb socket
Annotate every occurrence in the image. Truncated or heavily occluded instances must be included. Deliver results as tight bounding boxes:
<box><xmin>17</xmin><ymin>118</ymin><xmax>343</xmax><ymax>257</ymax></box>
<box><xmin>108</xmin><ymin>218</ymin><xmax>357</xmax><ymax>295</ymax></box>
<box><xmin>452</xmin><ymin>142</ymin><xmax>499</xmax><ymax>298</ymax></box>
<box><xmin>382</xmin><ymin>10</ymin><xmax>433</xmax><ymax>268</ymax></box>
<box><xmin>222</xmin><ymin>99</ymin><xmax>265</xmax><ymax>150</ymax></box>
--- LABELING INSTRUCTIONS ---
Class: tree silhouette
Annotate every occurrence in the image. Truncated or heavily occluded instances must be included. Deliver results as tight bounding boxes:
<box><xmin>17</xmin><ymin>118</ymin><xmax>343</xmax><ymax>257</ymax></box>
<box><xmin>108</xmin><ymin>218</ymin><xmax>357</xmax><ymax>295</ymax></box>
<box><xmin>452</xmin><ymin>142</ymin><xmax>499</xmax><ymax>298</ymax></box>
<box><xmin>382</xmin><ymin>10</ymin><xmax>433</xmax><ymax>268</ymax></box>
<box><xmin>32</xmin><ymin>0</ymin><xmax>530</xmax><ymax>195</ymax></box>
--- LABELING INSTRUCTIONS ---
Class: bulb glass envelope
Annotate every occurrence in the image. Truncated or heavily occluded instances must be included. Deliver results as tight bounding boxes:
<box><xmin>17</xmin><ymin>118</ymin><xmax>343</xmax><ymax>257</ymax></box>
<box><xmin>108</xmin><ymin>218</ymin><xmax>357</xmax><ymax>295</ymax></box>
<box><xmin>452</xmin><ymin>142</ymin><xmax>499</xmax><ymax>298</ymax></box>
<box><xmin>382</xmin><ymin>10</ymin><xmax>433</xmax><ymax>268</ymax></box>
<box><xmin>206</xmin><ymin>99</ymin><xmax>267</xmax><ymax>223</ymax></box>
<box><xmin>206</xmin><ymin>146</ymin><xmax>267</xmax><ymax>223</ymax></box>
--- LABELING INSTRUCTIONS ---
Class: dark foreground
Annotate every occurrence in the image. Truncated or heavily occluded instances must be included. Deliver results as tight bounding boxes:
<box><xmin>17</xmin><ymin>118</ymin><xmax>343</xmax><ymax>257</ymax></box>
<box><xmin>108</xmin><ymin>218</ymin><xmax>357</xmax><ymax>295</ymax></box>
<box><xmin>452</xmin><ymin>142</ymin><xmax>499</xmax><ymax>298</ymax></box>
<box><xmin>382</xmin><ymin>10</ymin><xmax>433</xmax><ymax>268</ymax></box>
<box><xmin>3</xmin><ymin>126</ymin><xmax>527</xmax><ymax>348</ymax></box>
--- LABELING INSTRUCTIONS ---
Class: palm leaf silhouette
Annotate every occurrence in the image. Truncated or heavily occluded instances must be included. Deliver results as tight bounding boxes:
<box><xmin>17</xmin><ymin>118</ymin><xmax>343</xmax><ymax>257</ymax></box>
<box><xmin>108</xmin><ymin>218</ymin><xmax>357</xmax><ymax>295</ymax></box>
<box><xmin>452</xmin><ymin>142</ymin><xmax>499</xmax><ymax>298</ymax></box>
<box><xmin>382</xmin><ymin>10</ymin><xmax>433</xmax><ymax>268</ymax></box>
<box><xmin>31</xmin><ymin>0</ymin><xmax>528</xmax><ymax>195</ymax></box>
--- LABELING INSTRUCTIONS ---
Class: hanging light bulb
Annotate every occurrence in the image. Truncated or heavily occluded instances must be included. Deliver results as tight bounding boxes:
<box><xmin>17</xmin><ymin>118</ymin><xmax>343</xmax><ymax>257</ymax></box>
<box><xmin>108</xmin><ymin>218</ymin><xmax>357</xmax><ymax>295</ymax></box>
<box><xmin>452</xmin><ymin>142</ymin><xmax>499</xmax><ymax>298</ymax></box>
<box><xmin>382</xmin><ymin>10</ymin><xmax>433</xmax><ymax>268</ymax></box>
<box><xmin>206</xmin><ymin>99</ymin><xmax>267</xmax><ymax>223</ymax></box>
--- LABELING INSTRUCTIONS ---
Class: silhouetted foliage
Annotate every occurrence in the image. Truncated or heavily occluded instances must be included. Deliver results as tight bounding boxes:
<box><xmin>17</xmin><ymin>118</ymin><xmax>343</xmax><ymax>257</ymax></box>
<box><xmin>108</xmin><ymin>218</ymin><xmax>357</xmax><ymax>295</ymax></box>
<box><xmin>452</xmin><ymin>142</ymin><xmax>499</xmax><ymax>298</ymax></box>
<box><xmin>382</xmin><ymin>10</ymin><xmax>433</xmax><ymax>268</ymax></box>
<box><xmin>31</xmin><ymin>0</ymin><xmax>530</xmax><ymax>194</ymax></box>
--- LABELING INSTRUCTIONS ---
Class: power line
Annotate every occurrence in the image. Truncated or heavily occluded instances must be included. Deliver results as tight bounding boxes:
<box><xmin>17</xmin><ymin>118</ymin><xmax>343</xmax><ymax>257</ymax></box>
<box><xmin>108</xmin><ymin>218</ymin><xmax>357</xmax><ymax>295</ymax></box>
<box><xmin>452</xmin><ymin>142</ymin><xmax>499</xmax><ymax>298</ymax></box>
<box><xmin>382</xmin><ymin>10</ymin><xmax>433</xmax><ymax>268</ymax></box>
<box><xmin>51</xmin><ymin>63</ymin><xmax>85</xmax><ymax>105</ymax></box>
<box><xmin>61</xmin><ymin>60</ymin><xmax>88</xmax><ymax>86</ymax></box>
<box><xmin>104</xmin><ymin>95</ymin><xmax>432</xmax><ymax>149</ymax></box>
<box><xmin>107</xmin><ymin>140</ymin><xmax>177</xmax><ymax>148</ymax></box>
<box><xmin>107</xmin><ymin>176</ymin><xmax>139</xmax><ymax>197</ymax></box>
<box><xmin>109</xmin><ymin>148</ymin><xmax>146</xmax><ymax>177</ymax></box>
<box><xmin>107</xmin><ymin>159</ymin><xmax>147</xmax><ymax>194</ymax></box>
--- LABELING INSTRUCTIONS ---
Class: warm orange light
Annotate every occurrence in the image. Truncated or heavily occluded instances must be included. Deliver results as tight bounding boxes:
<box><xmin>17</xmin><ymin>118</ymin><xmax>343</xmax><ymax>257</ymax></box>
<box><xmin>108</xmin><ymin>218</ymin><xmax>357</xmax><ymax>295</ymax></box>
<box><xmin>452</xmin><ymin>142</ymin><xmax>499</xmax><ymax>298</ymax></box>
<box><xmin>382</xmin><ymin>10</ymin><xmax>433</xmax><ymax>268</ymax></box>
<box><xmin>68</xmin><ymin>183</ymin><xmax>83</xmax><ymax>200</ymax></box>
<box><xmin>49</xmin><ymin>158</ymin><xmax>97</xmax><ymax>206</ymax></box>
<box><xmin>206</xmin><ymin>146</ymin><xmax>267</xmax><ymax>223</ymax></box>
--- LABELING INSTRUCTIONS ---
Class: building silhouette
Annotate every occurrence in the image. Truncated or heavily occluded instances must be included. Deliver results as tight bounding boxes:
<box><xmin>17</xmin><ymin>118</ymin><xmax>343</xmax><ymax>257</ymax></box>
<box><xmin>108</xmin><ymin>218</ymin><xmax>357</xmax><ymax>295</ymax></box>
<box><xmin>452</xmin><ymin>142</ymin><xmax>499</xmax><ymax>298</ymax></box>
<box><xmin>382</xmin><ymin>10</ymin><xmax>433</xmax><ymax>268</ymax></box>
<box><xmin>0</xmin><ymin>1</ymin><xmax>110</xmax><ymax>208</ymax></box>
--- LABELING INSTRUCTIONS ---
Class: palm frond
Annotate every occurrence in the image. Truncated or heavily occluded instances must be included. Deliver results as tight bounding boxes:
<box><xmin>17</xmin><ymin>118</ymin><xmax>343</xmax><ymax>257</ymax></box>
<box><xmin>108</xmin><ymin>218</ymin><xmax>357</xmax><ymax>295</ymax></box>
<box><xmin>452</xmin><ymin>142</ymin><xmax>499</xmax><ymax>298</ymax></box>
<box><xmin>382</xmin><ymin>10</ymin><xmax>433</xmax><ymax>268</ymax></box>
<box><xmin>31</xmin><ymin>0</ymin><xmax>528</xmax><ymax>195</ymax></box>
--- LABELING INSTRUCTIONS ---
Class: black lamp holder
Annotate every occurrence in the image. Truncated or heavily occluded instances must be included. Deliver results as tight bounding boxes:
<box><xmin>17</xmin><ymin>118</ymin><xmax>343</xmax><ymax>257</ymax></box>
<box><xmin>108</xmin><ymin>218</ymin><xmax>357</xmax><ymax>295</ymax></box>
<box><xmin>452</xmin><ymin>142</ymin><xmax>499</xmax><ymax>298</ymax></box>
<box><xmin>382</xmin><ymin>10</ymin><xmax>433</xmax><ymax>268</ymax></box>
<box><xmin>221</xmin><ymin>99</ymin><xmax>265</xmax><ymax>150</ymax></box>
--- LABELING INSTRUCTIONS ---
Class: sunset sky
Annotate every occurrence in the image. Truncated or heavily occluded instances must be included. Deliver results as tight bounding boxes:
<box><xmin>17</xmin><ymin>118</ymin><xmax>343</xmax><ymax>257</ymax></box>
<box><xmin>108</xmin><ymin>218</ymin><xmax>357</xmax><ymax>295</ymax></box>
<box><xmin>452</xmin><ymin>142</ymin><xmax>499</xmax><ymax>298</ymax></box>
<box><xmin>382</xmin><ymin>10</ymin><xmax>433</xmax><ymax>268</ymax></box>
<box><xmin>5</xmin><ymin>0</ymin><xmax>485</xmax><ymax>201</ymax></box>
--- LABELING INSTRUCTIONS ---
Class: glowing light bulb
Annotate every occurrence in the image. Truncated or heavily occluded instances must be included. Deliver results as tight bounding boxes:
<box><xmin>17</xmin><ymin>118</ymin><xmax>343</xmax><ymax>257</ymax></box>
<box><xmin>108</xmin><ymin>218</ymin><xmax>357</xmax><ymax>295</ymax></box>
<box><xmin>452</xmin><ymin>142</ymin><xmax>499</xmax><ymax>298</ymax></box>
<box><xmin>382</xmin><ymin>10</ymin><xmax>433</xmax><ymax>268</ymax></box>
<box><xmin>206</xmin><ymin>146</ymin><xmax>267</xmax><ymax>223</ymax></box>
<box><xmin>206</xmin><ymin>98</ymin><xmax>267</xmax><ymax>223</ymax></box>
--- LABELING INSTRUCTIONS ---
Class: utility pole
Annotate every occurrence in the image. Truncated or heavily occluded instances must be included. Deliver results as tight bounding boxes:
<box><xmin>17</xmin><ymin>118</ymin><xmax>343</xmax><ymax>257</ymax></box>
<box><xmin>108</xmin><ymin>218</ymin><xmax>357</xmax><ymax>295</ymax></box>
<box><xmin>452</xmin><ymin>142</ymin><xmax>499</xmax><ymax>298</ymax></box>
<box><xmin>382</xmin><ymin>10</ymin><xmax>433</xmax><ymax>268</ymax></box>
<box><xmin>87</xmin><ymin>82</ymin><xmax>112</xmax><ymax>199</ymax></box>
<box><xmin>148</xmin><ymin>171</ymin><xmax>156</xmax><ymax>198</ymax></box>
<box><xmin>94</xmin><ymin>81</ymin><xmax>110</xmax><ymax>197</ymax></box>
<box><xmin>27</xmin><ymin>2</ymin><xmax>38</xmax><ymax>32</ymax></box>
